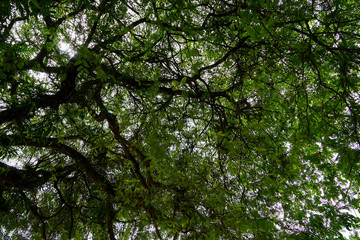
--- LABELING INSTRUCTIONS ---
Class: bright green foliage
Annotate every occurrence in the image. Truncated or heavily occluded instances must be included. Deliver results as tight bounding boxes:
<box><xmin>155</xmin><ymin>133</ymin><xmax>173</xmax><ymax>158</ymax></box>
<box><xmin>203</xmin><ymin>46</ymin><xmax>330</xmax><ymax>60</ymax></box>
<box><xmin>1</xmin><ymin>0</ymin><xmax>360</xmax><ymax>239</ymax></box>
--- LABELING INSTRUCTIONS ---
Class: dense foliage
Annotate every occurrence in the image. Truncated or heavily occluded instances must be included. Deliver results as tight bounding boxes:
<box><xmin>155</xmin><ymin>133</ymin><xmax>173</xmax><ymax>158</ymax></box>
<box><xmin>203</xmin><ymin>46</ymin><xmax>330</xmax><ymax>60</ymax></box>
<box><xmin>1</xmin><ymin>0</ymin><xmax>360</xmax><ymax>239</ymax></box>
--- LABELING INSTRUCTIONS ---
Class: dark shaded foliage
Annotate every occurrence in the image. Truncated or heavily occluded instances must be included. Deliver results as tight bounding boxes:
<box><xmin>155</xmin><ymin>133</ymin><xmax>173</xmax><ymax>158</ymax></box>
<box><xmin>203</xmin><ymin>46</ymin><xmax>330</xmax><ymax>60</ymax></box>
<box><xmin>1</xmin><ymin>0</ymin><xmax>360</xmax><ymax>239</ymax></box>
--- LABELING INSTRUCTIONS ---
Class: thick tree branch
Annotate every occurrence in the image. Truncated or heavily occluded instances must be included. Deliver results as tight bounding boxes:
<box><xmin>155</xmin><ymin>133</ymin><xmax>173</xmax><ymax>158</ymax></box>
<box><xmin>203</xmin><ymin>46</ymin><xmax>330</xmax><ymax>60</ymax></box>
<box><xmin>106</xmin><ymin>199</ymin><xmax>116</xmax><ymax>240</ymax></box>
<box><xmin>0</xmin><ymin>135</ymin><xmax>116</xmax><ymax>196</ymax></box>
<box><xmin>0</xmin><ymin>161</ymin><xmax>74</xmax><ymax>190</ymax></box>
<box><xmin>93</xmin><ymin>90</ymin><xmax>150</xmax><ymax>189</ymax></box>
<box><xmin>0</xmin><ymin>55</ymin><xmax>79</xmax><ymax>124</ymax></box>
<box><xmin>48</xmin><ymin>141</ymin><xmax>116</xmax><ymax>196</ymax></box>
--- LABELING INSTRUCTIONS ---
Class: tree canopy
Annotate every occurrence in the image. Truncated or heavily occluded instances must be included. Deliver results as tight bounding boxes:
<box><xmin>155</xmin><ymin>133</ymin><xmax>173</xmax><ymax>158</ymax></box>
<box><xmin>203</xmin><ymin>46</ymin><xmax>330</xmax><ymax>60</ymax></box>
<box><xmin>1</xmin><ymin>0</ymin><xmax>360</xmax><ymax>239</ymax></box>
